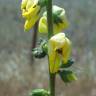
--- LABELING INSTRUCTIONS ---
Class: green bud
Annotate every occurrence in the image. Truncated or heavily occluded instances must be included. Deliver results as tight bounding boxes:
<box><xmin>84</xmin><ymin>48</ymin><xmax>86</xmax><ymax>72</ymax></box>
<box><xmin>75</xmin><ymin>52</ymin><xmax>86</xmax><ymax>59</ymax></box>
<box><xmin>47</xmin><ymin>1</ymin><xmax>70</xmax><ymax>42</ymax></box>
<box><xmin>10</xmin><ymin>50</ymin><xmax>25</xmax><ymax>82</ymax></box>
<box><xmin>32</xmin><ymin>39</ymin><xmax>48</xmax><ymax>58</ymax></box>
<box><xmin>59</xmin><ymin>70</ymin><xmax>77</xmax><ymax>83</ymax></box>
<box><xmin>42</xmin><ymin>43</ymin><xmax>48</xmax><ymax>54</ymax></box>
<box><xmin>39</xmin><ymin>39</ymin><xmax>48</xmax><ymax>54</ymax></box>
<box><xmin>32</xmin><ymin>48</ymin><xmax>46</xmax><ymax>58</ymax></box>
<box><xmin>29</xmin><ymin>89</ymin><xmax>50</xmax><ymax>96</ymax></box>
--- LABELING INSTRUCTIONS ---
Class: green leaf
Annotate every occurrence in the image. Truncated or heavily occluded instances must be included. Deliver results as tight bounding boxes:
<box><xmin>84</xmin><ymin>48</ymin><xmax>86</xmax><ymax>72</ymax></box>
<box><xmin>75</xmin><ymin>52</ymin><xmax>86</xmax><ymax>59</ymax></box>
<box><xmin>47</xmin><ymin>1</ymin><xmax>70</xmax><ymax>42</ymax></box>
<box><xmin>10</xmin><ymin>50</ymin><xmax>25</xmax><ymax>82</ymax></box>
<box><xmin>29</xmin><ymin>89</ymin><xmax>50</xmax><ymax>96</ymax></box>
<box><xmin>60</xmin><ymin>59</ymin><xmax>74</xmax><ymax>68</ymax></box>
<box><xmin>59</xmin><ymin>70</ymin><xmax>77</xmax><ymax>83</ymax></box>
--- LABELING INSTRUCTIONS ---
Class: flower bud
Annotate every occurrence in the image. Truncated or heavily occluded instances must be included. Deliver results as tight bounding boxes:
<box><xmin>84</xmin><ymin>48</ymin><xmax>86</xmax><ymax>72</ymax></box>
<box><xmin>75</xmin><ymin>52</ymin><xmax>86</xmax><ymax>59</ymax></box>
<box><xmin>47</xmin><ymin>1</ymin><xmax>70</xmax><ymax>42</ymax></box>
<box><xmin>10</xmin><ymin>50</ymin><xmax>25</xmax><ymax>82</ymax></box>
<box><xmin>29</xmin><ymin>89</ymin><xmax>50</xmax><ymax>96</ymax></box>
<box><xmin>32</xmin><ymin>48</ymin><xmax>46</xmax><ymax>58</ymax></box>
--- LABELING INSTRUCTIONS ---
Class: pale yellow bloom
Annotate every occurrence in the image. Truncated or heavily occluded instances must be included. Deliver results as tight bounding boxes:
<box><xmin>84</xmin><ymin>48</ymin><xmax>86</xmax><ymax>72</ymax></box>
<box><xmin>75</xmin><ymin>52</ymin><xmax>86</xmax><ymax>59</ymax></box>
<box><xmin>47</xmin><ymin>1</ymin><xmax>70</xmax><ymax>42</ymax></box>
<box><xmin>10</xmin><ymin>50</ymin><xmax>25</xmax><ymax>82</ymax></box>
<box><xmin>22</xmin><ymin>1</ymin><xmax>40</xmax><ymax>19</ymax></box>
<box><xmin>24</xmin><ymin>15</ymin><xmax>39</xmax><ymax>31</ymax></box>
<box><xmin>21</xmin><ymin>0</ymin><xmax>39</xmax><ymax>11</ymax></box>
<box><xmin>39</xmin><ymin>5</ymin><xmax>69</xmax><ymax>34</ymax></box>
<box><xmin>48</xmin><ymin>33</ymin><xmax>71</xmax><ymax>73</ymax></box>
<box><xmin>21</xmin><ymin>0</ymin><xmax>28</xmax><ymax>10</ymax></box>
<box><xmin>38</xmin><ymin>16</ymin><xmax>48</xmax><ymax>33</ymax></box>
<box><xmin>21</xmin><ymin>0</ymin><xmax>40</xmax><ymax>31</ymax></box>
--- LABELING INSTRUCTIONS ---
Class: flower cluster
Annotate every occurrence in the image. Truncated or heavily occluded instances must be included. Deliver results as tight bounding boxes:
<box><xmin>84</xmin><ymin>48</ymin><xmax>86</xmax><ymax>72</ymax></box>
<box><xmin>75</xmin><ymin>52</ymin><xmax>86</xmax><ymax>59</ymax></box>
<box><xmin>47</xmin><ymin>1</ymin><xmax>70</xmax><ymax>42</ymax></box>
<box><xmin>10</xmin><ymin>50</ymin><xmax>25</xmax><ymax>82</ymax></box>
<box><xmin>21</xmin><ymin>0</ymin><xmax>77</xmax><ymax>83</ymax></box>
<box><xmin>21</xmin><ymin>0</ymin><xmax>69</xmax><ymax>33</ymax></box>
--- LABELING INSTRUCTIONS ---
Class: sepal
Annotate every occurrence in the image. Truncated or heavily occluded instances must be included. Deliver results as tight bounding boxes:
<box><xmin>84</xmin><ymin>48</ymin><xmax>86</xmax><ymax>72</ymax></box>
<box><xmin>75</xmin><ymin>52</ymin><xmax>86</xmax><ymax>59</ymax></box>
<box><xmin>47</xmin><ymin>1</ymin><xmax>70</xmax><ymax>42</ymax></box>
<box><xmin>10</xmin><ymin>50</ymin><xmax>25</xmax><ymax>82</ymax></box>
<box><xmin>60</xmin><ymin>58</ymin><xmax>74</xmax><ymax>68</ymax></box>
<box><xmin>59</xmin><ymin>70</ymin><xmax>77</xmax><ymax>83</ymax></box>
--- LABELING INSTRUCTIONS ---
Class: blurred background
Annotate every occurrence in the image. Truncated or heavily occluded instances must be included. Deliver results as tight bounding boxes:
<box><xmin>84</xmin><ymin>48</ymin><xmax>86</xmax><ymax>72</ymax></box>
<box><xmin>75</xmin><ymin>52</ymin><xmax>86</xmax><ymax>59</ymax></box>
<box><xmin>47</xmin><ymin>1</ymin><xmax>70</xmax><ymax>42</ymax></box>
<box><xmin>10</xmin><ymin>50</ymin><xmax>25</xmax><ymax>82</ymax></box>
<box><xmin>0</xmin><ymin>0</ymin><xmax>96</xmax><ymax>96</ymax></box>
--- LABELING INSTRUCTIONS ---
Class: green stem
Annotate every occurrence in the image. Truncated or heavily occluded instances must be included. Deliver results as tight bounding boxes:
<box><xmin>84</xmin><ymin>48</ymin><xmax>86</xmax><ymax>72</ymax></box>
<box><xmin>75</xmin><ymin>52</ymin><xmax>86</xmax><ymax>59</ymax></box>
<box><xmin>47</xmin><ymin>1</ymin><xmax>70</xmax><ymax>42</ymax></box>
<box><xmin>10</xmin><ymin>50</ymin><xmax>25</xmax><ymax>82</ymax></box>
<box><xmin>46</xmin><ymin>0</ymin><xmax>53</xmax><ymax>38</ymax></box>
<box><xmin>49</xmin><ymin>73</ymin><xmax>56</xmax><ymax>96</ymax></box>
<box><xmin>46</xmin><ymin>0</ymin><xmax>55</xmax><ymax>96</ymax></box>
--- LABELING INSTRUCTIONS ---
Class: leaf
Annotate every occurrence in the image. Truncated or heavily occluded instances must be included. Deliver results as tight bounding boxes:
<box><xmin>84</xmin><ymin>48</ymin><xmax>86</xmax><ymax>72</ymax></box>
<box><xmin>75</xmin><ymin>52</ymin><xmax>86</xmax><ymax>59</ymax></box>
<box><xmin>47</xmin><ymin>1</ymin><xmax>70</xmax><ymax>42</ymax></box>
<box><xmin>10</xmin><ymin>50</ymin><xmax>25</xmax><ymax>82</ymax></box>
<box><xmin>59</xmin><ymin>70</ymin><xmax>77</xmax><ymax>83</ymax></box>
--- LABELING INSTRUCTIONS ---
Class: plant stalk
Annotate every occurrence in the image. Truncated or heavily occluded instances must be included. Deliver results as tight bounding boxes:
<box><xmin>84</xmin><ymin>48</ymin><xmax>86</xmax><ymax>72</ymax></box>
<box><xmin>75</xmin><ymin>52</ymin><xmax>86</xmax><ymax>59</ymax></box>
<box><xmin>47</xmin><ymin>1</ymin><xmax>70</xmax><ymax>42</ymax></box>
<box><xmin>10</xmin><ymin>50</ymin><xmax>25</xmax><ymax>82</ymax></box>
<box><xmin>46</xmin><ymin>0</ymin><xmax>56</xmax><ymax>96</ymax></box>
<box><xmin>46</xmin><ymin>0</ymin><xmax>53</xmax><ymax>38</ymax></box>
<box><xmin>49</xmin><ymin>73</ymin><xmax>56</xmax><ymax>96</ymax></box>
<box><xmin>31</xmin><ymin>21</ymin><xmax>38</xmax><ymax>62</ymax></box>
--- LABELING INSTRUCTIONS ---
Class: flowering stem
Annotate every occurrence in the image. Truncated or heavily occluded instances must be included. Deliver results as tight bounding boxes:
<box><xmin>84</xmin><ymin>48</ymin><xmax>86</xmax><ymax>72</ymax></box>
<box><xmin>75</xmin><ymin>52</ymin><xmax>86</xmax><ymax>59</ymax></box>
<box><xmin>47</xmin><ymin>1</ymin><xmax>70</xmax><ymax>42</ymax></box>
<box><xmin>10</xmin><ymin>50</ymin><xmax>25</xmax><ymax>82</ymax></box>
<box><xmin>49</xmin><ymin>73</ymin><xmax>56</xmax><ymax>96</ymax></box>
<box><xmin>46</xmin><ymin>0</ymin><xmax>53</xmax><ymax>38</ymax></box>
<box><xmin>46</xmin><ymin>0</ymin><xmax>56</xmax><ymax>96</ymax></box>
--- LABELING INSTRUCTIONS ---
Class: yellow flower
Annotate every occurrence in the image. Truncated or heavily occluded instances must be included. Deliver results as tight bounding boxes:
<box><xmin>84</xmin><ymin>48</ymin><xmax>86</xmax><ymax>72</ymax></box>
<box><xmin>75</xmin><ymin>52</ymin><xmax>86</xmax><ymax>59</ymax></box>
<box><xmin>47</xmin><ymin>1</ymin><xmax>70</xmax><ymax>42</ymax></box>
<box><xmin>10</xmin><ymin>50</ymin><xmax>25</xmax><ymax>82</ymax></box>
<box><xmin>38</xmin><ymin>16</ymin><xmax>48</xmax><ymax>33</ymax></box>
<box><xmin>39</xmin><ymin>5</ymin><xmax>69</xmax><ymax>34</ymax></box>
<box><xmin>22</xmin><ymin>1</ymin><xmax>40</xmax><ymax>19</ymax></box>
<box><xmin>21</xmin><ymin>0</ymin><xmax>40</xmax><ymax>31</ymax></box>
<box><xmin>21</xmin><ymin>0</ymin><xmax>28</xmax><ymax>10</ymax></box>
<box><xmin>24</xmin><ymin>15</ymin><xmax>39</xmax><ymax>31</ymax></box>
<box><xmin>48</xmin><ymin>33</ymin><xmax>71</xmax><ymax>73</ymax></box>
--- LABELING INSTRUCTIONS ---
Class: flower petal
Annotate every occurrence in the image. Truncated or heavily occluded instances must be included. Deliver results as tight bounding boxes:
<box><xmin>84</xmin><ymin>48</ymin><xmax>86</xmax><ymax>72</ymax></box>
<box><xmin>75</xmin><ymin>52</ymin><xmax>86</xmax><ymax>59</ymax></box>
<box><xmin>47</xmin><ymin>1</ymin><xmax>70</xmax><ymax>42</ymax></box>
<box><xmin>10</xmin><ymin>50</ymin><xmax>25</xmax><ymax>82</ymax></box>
<box><xmin>21</xmin><ymin>0</ymin><xmax>28</xmax><ymax>10</ymax></box>
<box><xmin>24</xmin><ymin>15</ymin><xmax>39</xmax><ymax>31</ymax></box>
<box><xmin>22</xmin><ymin>4</ymin><xmax>40</xmax><ymax>19</ymax></box>
<box><xmin>48</xmin><ymin>33</ymin><xmax>71</xmax><ymax>73</ymax></box>
<box><xmin>39</xmin><ymin>16</ymin><xmax>48</xmax><ymax>33</ymax></box>
<box><xmin>62</xmin><ymin>37</ymin><xmax>71</xmax><ymax>63</ymax></box>
<box><xmin>48</xmin><ymin>39</ymin><xmax>61</xmax><ymax>73</ymax></box>
<box><xmin>26</xmin><ymin>0</ymin><xmax>34</xmax><ymax>9</ymax></box>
